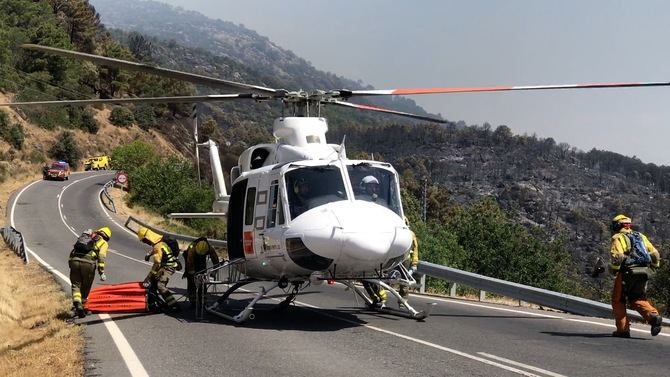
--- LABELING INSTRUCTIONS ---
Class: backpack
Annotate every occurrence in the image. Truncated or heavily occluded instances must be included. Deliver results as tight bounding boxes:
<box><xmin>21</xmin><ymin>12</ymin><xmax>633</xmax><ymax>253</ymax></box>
<box><xmin>73</xmin><ymin>230</ymin><xmax>97</xmax><ymax>257</ymax></box>
<box><xmin>624</xmin><ymin>232</ymin><xmax>652</xmax><ymax>267</ymax></box>
<box><xmin>162</xmin><ymin>235</ymin><xmax>181</xmax><ymax>259</ymax></box>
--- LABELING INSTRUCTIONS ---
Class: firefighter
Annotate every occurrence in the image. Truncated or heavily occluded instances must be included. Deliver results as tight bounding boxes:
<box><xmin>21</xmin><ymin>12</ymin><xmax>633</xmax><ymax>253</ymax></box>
<box><xmin>399</xmin><ymin>217</ymin><xmax>420</xmax><ymax>300</ymax></box>
<box><xmin>363</xmin><ymin>280</ymin><xmax>387</xmax><ymax>308</ymax></box>
<box><xmin>138</xmin><ymin>227</ymin><xmax>180</xmax><ymax>312</ymax></box>
<box><xmin>183</xmin><ymin>237</ymin><xmax>220</xmax><ymax>306</ymax></box>
<box><xmin>69</xmin><ymin>226</ymin><xmax>111</xmax><ymax>318</ymax></box>
<box><xmin>609</xmin><ymin>214</ymin><xmax>663</xmax><ymax>338</ymax></box>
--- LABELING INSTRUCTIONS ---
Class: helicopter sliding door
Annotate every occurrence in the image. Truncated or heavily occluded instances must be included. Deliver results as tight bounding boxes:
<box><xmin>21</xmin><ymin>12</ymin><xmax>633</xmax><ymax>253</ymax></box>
<box><xmin>227</xmin><ymin>179</ymin><xmax>248</xmax><ymax>260</ymax></box>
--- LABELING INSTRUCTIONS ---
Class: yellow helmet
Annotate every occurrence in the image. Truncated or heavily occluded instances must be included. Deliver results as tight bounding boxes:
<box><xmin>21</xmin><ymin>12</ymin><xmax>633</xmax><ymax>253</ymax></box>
<box><xmin>194</xmin><ymin>239</ymin><xmax>210</xmax><ymax>256</ymax></box>
<box><xmin>611</xmin><ymin>214</ymin><xmax>632</xmax><ymax>232</ymax></box>
<box><xmin>612</xmin><ymin>214</ymin><xmax>632</xmax><ymax>224</ymax></box>
<box><xmin>97</xmin><ymin>226</ymin><xmax>112</xmax><ymax>241</ymax></box>
<box><xmin>137</xmin><ymin>227</ymin><xmax>162</xmax><ymax>244</ymax></box>
<box><xmin>137</xmin><ymin>226</ymin><xmax>149</xmax><ymax>241</ymax></box>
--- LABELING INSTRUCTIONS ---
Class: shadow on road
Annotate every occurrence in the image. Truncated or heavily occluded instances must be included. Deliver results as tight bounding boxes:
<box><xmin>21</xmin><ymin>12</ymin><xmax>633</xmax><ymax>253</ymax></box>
<box><xmin>542</xmin><ymin>331</ymin><xmax>649</xmax><ymax>340</ymax></box>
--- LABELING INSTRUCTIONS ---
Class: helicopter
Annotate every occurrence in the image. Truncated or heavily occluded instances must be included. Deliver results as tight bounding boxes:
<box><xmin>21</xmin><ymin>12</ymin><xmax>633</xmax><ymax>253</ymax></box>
<box><xmin>2</xmin><ymin>43</ymin><xmax>670</xmax><ymax>323</ymax></box>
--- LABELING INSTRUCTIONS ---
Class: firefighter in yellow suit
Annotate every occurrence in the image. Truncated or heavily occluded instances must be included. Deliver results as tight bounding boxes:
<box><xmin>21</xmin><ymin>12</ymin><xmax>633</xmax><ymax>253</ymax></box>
<box><xmin>69</xmin><ymin>227</ymin><xmax>111</xmax><ymax>318</ymax></box>
<box><xmin>183</xmin><ymin>237</ymin><xmax>220</xmax><ymax>306</ymax></box>
<box><xmin>609</xmin><ymin>214</ymin><xmax>662</xmax><ymax>338</ymax></box>
<box><xmin>138</xmin><ymin>227</ymin><xmax>180</xmax><ymax>312</ymax></box>
<box><xmin>399</xmin><ymin>224</ymin><xmax>419</xmax><ymax>299</ymax></box>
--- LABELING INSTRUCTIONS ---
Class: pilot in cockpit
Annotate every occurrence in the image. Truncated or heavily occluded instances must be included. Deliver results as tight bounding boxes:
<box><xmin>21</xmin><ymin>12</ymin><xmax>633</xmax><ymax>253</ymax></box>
<box><xmin>292</xmin><ymin>178</ymin><xmax>312</xmax><ymax>217</ymax></box>
<box><xmin>360</xmin><ymin>175</ymin><xmax>380</xmax><ymax>202</ymax></box>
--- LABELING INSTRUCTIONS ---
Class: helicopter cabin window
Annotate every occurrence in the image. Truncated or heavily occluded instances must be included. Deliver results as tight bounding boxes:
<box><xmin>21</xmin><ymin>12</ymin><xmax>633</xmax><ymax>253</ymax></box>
<box><xmin>306</xmin><ymin>135</ymin><xmax>321</xmax><ymax>144</ymax></box>
<box><xmin>266</xmin><ymin>181</ymin><xmax>285</xmax><ymax>227</ymax></box>
<box><xmin>244</xmin><ymin>187</ymin><xmax>257</xmax><ymax>226</ymax></box>
<box><xmin>347</xmin><ymin>164</ymin><xmax>402</xmax><ymax>216</ymax></box>
<box><xmin>285</xmin><ymin>166</ymin><xmax>348</xmax><ymax>220</ymax></box>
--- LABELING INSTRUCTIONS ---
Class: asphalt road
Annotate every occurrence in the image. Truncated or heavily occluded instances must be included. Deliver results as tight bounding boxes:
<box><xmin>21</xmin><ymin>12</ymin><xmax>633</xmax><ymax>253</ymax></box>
<box><xmin>8</xmin><ymin>171</ymin><xmax>670</xmax><ymax>377</ymax></box>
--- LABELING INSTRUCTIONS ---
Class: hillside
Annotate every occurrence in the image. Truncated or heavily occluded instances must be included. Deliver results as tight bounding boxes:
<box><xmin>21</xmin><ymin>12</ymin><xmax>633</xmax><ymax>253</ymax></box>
<box><xmin>2</xmin><ymin>1</ymin><xmax>670</xmax><ymax>308</ymax></box>
<box><xmin>89</xmin><ymin>0</ymin><xmax>433</xmax><ymax>118</ymax></box>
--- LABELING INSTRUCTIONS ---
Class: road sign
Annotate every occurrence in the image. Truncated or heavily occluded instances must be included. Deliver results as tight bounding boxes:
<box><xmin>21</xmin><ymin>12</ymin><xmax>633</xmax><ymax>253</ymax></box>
<box><xmin>116</xmin><ymin>171</ymin><xmax>129</xmax><ymax>187</ymax></box>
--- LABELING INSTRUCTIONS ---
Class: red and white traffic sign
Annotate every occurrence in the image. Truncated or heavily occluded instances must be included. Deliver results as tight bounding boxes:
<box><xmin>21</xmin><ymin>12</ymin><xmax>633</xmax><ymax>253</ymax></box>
<box><xmin>115</xmin><ymin>171</ymin><xmax>128</xmax><ymax>186</ymax></box>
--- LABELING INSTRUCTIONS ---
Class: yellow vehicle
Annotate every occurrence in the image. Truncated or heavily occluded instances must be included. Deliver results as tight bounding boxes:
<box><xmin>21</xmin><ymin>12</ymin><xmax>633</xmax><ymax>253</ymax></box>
<box><xmin>84</xmin><ymin>155</ymin><xmax>111</xmax><ymax>171</ymax></box>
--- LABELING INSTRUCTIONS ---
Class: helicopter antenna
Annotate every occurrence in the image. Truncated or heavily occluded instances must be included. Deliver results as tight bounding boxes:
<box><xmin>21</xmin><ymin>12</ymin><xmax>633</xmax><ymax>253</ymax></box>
<box><xmin>338</xmin><ymin>135</ymin><xmax>347</xmax><ymax>159</ymax></box>
<box><xmin>192</xmin><ymin>104</ymin><xmax>201</xmax><ymax>185</ymax></box>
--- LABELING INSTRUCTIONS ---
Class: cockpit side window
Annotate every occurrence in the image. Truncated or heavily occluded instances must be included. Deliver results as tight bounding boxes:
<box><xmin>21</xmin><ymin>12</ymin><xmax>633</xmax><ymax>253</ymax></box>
<box><xmin>347</xmin><ymin>164</ymin><xmax>402</xmax><ymax>216</ymax></box>
<box><xmin>285</xmin><ymin>166</ymin><xmax>347</xmax><ymax>220</ymax></box>
<box><xmin>267</xmin><ymin>180</ymin><xmax>281</xmax><ymax>228</ymax></box>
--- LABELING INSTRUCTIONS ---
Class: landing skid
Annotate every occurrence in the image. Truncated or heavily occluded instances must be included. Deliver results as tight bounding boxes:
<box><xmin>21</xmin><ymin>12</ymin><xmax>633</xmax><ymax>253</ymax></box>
<box><xmin>346</xmin><ymin>279</ymin><xmax>435</xmax><ymax>321</ymax></box>
<box><xmin>205</xmin><ymin>280</ymin><xmax>280</xmax><ymax>323</ymax></box>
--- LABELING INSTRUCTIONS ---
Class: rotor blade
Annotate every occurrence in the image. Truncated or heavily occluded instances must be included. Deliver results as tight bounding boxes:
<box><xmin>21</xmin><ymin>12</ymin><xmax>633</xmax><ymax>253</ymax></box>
<box><xmin>0</xmin><ymin>94</ymin><xmax>261</xmax><ymax>107</ymax></box>
<box><xmin>341</xmin><ymin>81</ymin><xmax>670</xmax><ymax>97</ymax></box>
<box><xmin>21</xmin><ymin>44</ymin><xmax>278</xmax><ymax>96</ymax></box>
<box><xmin>327</xmin><ymin>100</ymin><xmax>446</xmax><ymax>123</ymax></box>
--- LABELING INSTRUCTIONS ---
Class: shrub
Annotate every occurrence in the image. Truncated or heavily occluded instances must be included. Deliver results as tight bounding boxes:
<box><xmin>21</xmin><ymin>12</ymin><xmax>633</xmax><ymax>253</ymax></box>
<box><xmin>49</xmin><ymin>130</ymin><xmax>81</xmax><ymax>166</ymax></box>
<box><xmin>6</xmin><ymin>123</ymin><xmax>24</xmax><ymax>150</ymax></box>
<box><xmin>111</xmin><ymin>140</ymin><xmax>156</xmax><ymax>173</ymax></box>
<box><xmin>133</xmin><ymin>105</ymin><xmax>157</xmax><ymax>130</ymax></box>
<box><xmin>109</xmin><ymin>106</ymin><xmax>135</xmax><ymax>127</ymax></box>
<box><xmin>0</xmin><ymin>110</ymin><xmax>24</xmax><ymax>150</ymax></box>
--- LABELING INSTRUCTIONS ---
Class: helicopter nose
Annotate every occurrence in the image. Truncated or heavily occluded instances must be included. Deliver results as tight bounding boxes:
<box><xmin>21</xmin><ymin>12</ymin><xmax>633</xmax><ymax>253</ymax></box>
<box><xmin>286</xmin><ymin>202</ymin><xmax>412</xmax><ymax>269</ymax></box>
<box><xmin>333</xmin><ymin>202</ymin><xmax>411</xmax><ymax>262</ymax></box>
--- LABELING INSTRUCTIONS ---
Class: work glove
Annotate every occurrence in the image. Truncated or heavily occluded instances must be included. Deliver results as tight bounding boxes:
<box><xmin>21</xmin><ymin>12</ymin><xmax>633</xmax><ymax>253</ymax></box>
<box><xmin>141</xmin><ymin>278</ymin><xmax>151</xmax><ymax>289</ymax></box>
<box><xmin>99</xmin><ymin>273</ymin><xmax>107</xmax><ymax>281</ymax></box>
<box><xmin>144</xmin><ymin>253</ymin><xmax>151</xmax><ymax>262</ymax></box>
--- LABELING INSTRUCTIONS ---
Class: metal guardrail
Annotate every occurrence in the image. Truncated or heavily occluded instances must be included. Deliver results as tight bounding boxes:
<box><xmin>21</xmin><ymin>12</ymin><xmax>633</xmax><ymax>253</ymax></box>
<box><xmin>100</xmin><ymin>179</ymin><xmax>116</xmax><ymax>213</ymax></box>
<box><xmin>124</xmin><ymin>216</ymin><xmax>227</xmax><ymax>248</ymax></box>
<box><xmin>1</xmin><ymin>226</ymin><xmax>29</xmax><ymax>264</ymax></box>
<box><xmin>418</xmin><ymin>260</ymin><xmax>670</xmax><ymax>326</ymax></box>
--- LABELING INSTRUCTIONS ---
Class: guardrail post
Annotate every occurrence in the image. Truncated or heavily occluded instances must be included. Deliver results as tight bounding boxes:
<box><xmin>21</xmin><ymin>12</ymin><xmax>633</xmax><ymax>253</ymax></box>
<box><xmin>479</xmin><ymin>290</ymin><xmax>486</xmax><ymax>302</ymax></box>
<box><xmin>450</xmin><ymin>283</ymin><xmax>457</xmax><ymax>297</ymax></box>
<box><xmin>419</xmin><ymin>274</ymin><xmax>426</xmax><ymax>293</ymax></box>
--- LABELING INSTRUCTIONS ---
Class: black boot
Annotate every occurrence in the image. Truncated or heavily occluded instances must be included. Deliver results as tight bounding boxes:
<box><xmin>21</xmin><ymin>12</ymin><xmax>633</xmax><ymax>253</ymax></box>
<box><xmin>74</xmin><ymin>302</ymin><xmax>86</xmax><ymax>318</ymax></box>
<box><xmin>612</xmin><ymin>330</ymin><xmax>630</xmax><ymax>338</ymax></box>
<box><xmin>650</xmin><ymin>314</ymin><xmax>663</xmax><ymax>336</ymax></box>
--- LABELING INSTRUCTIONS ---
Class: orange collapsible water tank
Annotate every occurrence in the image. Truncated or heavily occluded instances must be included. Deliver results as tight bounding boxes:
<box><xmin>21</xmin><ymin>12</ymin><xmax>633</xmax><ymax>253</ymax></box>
<box><xmin>85</xmin><ymin>282</ymin><xmax>149</xmax><ymax>313</ymax></box>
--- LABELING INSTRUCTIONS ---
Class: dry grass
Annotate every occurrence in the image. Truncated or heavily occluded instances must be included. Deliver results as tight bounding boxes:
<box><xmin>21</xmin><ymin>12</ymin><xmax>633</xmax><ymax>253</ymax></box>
<box><xmin>0</xmin><ymin>249</ymin><xmax>83</xmax><ymax>377</ymax></box>
<box><xmin>0</xmin><ymin>165</ymin><xmax>83</xmax><ymax>377</ymax></box>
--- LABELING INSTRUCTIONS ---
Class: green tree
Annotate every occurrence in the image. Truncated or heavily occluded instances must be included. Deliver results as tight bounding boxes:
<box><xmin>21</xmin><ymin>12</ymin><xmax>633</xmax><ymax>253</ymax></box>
<box><xmin>109</xmin><ymin>106</ymin><xmax>134</xmax><ymax>126</ymax></box>
<box><xmin>49</xmin><ymin>130</ymin><xmax>81</xmax><ymax>166</ymax></box>
<box><xmin>111</xmin><ymin>140</ymin><xmax>156</xmax><ymax>173</ymax></box>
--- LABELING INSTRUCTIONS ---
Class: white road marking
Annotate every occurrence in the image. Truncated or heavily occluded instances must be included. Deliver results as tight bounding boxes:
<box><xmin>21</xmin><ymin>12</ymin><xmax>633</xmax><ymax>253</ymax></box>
<box><xmin>410</xmin><ymin>293</ymin><xmax>669</xmax><ymax>337</ymax></box>
<box><xmin>11</xmin><ymin>174</ymin><xmax>150</xmax><ymax>377</ymax></box>
<box><xmin>291</xmin><ymin>299</ymin><xmax>543</xmax><ymax>376</ymax></box>
<box><xmin>477</xmin><ymin>352</ymin><xmax>567</xmax><ymax>377</ymax></box>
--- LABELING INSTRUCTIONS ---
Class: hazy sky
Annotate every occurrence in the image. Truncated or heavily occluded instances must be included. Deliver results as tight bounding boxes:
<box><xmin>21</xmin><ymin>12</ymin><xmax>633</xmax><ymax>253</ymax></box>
<box><xmin>157</xmin><ymin>0</ymin><xmax>670</xmax><ymax>165</ymax></box>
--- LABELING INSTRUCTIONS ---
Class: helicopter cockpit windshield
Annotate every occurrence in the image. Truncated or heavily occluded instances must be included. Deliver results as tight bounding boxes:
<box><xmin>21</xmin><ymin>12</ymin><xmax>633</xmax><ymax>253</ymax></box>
<box><xmin>285</xmin><ymin>165</ymin><xmax>348</xmax><ymax>219</ymax></box>
<box><xmin>347</xmin><ymin>163</ymin><xmax>402</xmax><ymax>216</ymax></box>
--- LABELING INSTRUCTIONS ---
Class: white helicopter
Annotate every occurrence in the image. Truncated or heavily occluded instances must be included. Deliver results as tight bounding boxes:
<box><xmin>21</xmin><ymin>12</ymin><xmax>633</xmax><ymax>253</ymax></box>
<box><xmin>3</xmin><ymin>44</ymin><xmax>670</xmax><ymax>322</ymax></box>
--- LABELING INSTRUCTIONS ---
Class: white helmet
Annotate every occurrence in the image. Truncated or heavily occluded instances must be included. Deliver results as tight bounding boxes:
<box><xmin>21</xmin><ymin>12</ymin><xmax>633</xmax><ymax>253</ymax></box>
<box><xmin>361</xmin><ymin>175</ymin><xmax>379</xmax><ymax>186</ymax></box>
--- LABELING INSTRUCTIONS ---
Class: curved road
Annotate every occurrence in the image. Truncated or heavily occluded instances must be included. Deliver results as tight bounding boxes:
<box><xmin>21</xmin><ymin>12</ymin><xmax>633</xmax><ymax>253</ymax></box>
<box><xmin>8</xmin><ymin>172</ymin><xmax>670</xmax><ymax>376</ymax></box>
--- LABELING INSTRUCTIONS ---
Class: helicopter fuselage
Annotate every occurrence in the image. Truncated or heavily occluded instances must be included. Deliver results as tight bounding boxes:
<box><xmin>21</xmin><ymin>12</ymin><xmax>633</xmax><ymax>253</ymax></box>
<box><xmin>226</xmin><ymin>117</ymin><xmax>413</xmax><ymax>283</ymax></box>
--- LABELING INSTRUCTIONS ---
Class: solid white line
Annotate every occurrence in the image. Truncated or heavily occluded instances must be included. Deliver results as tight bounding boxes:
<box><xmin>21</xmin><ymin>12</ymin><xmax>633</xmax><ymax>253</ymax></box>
<box><xmin>99</xmin><ymin>314</ymin><xmax>150</xmax><ymax>377</ymax></box>
<box><xmin>477</xmin><ymin>352</ymin><xmax>567</xmax><ymax>377</ymax></box>
<box><xmin>291</xmin><ymin>299</ymin><xmax>542</xmax><ymax>376</ymax></box>
<box><xmin>11</xmin><ymin>175</ymin><xmax>150</xmax><ymax>377</ymax></box>
<box><xmin>410</xmin><ymin>293</ymin><xmax>669</xmax><ymax>337</ymax></box>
